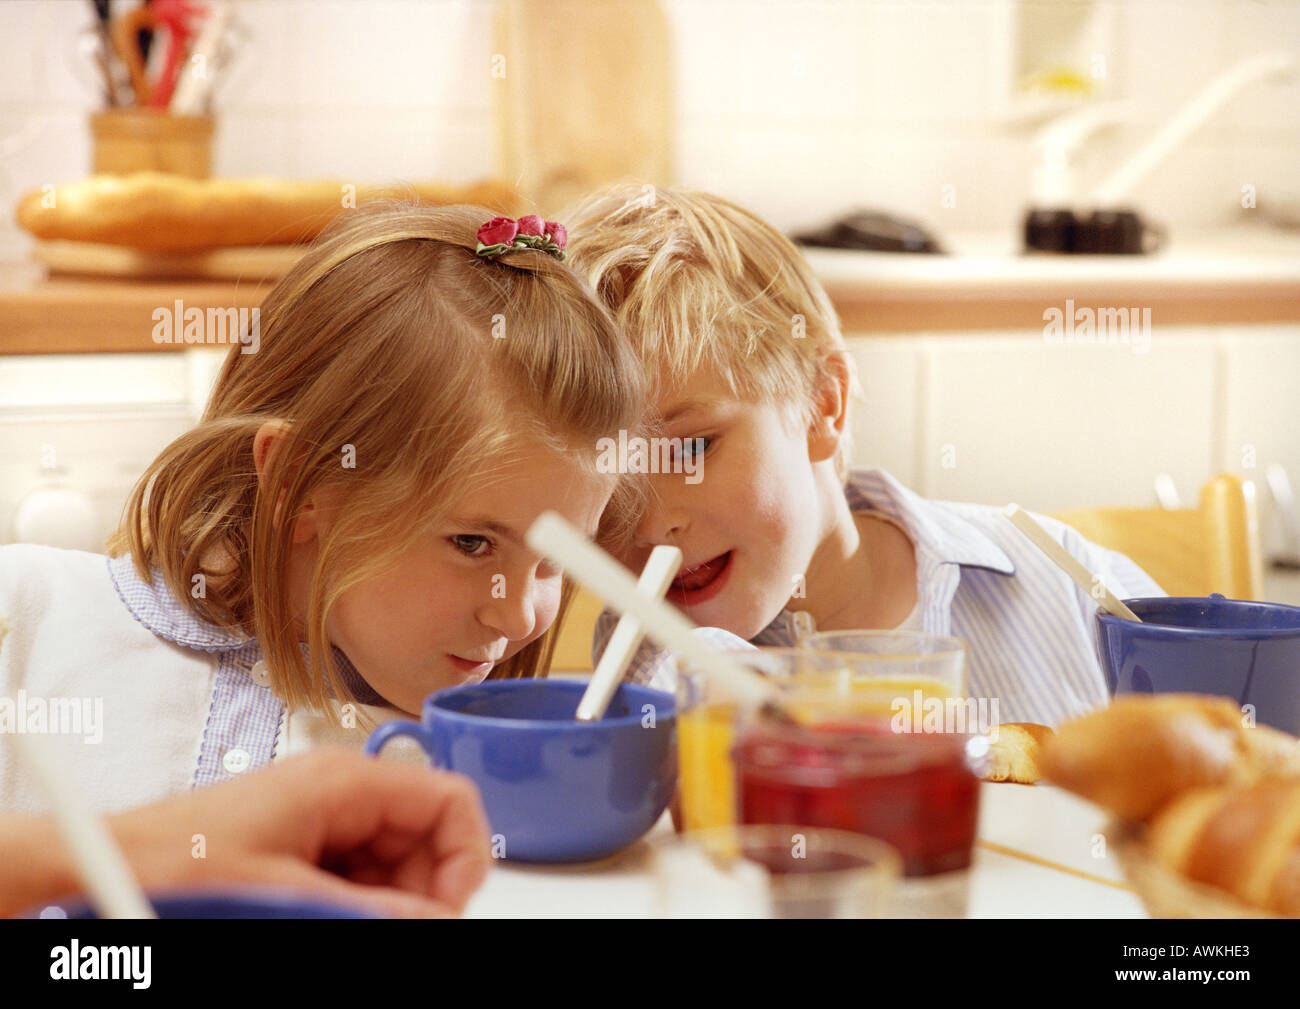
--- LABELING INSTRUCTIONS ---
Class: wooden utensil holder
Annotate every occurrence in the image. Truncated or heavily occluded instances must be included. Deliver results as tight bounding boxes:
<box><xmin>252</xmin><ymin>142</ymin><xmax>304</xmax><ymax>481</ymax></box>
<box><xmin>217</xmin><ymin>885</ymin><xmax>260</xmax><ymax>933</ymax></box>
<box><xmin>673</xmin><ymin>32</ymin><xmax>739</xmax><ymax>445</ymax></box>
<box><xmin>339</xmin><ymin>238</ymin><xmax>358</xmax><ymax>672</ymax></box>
<box><xmin>91</xmin><ymin>109</ymin><xmax>215</xmax><ymax>178</ymax></box>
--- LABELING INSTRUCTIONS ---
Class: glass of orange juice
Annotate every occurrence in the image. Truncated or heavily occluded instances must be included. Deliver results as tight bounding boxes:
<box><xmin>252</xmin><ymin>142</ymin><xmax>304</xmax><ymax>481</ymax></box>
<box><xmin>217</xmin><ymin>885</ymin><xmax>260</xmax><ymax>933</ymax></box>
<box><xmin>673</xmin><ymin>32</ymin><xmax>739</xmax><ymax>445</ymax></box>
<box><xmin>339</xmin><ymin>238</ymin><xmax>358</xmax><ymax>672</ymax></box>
<box><xmin>675</xmin><ymin>659</ymin><xmax>741</xmax><ymax>834</ymax></box>
<box><xmin>799</xmin><ymin>630</ymin><xmax>969</xmax><ymax>718</ymax></box>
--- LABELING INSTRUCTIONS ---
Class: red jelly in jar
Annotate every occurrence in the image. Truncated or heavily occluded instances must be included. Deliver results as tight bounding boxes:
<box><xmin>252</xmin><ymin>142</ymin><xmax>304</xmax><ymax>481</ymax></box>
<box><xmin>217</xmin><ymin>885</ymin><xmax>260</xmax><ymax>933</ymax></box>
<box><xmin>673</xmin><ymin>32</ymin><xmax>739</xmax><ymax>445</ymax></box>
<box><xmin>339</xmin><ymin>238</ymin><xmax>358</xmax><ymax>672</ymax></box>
<box><xmin>734</xmin><ymin>719</ymin><xmax>980</xmax><ymax>878</ymax></box>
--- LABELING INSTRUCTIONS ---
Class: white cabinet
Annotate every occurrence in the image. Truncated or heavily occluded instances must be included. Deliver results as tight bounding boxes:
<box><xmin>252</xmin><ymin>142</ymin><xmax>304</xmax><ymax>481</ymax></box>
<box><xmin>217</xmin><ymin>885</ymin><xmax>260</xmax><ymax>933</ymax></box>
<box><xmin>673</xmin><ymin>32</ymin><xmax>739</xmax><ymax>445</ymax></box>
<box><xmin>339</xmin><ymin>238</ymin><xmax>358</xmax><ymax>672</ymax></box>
<box><xmin>845</xmin><ymin>325</ymin><xmax>1300</xmax><ymax>559</ymax></box>
<box><xmin>923</xmin><ymin>330</ymin><xmax>1217</xmax><ymax>511</ymax></box>
<box><xmin>844</xmin><ymin>336</ymin><xmax>922</xmax><ymax>488</ymax></box>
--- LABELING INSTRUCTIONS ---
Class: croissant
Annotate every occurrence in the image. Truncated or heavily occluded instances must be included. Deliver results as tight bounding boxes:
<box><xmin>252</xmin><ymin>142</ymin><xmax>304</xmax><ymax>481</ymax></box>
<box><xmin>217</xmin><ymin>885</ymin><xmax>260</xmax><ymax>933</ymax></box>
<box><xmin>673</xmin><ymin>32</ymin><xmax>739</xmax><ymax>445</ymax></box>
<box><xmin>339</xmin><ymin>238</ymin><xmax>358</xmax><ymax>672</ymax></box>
<box><xmin>1040</xmin><ymin>694</ymin><xmax>1300</xmax><ymax>821</ymax></box>
<box><xmin>1147</xmin><ymin>780</ymin><xmax>1300</xmax><ymax>917</ymax></box>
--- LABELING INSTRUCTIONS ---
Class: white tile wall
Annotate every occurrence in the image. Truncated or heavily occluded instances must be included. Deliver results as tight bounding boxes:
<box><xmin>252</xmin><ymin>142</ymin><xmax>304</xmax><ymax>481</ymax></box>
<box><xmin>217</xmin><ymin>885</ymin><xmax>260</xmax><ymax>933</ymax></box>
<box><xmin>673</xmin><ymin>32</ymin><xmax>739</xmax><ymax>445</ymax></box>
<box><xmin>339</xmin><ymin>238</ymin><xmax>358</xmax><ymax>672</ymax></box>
<box><xmin>1</xmin><ymin>0</ymin><xmax>1296</xmax><ymax>260</ymax></box>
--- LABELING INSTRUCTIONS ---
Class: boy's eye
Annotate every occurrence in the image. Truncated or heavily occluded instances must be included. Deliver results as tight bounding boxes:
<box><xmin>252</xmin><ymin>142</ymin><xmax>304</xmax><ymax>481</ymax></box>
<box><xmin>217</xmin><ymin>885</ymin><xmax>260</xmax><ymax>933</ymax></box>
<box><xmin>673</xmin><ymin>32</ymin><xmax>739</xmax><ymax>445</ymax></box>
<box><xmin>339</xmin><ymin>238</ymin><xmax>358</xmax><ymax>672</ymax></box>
<box><xmin>678</xmin><ymin>437</ymin><xmax>711</xmax><ymax>460</ymax></box>
<box><xmin>451</xmin><ymin>534</ymin><xmax>493</xmax><ymax>558</ymax></box>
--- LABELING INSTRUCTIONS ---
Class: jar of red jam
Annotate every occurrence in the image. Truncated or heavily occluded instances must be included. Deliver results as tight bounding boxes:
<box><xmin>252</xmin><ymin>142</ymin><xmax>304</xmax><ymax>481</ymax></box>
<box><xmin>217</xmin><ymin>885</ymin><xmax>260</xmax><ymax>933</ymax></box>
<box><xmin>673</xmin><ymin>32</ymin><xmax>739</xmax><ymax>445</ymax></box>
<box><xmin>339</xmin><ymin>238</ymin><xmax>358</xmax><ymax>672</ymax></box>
<box><xmin>734</xmin><ymin>717</ymin><xmax>981</xmax><ymax>917</ymax></box>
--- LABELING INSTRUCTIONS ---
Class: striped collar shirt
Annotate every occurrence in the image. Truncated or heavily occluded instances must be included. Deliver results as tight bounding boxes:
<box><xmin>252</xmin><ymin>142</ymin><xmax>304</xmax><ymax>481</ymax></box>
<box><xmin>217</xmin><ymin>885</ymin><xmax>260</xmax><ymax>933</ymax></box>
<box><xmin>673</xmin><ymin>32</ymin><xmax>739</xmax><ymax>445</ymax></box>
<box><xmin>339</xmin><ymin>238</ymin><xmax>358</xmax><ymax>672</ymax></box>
<box><xmin>108</xmin><ymin>553</ymin><xmax>385</xmax><ymax>788</ymax></box>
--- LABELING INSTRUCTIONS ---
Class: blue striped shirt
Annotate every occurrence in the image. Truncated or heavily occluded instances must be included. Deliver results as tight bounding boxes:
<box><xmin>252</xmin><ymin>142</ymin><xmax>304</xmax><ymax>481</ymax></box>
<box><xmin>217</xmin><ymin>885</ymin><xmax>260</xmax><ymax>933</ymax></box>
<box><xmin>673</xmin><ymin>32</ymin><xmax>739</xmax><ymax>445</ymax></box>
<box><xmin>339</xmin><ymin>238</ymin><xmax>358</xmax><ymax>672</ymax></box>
<box><xmin>592</xmin><ymin>468</ymin><xmax>1166</xmax><ymax>727</ymax></box>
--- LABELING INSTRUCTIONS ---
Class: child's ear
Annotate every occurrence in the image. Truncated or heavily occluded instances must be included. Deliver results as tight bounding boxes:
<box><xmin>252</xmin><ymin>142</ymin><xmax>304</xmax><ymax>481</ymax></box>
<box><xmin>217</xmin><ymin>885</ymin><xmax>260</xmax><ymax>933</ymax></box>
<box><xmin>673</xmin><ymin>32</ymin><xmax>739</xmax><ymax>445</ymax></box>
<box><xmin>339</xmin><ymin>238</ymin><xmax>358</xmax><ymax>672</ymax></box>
<box><xmin>807</xmin><ymin>350</ymin><xmax>852</xmax><ymax>463</ymax></box>
<box><xmin>253</xmin><ymin>421</ymin><xmax>320</xmax><ymax>544</ymax></box>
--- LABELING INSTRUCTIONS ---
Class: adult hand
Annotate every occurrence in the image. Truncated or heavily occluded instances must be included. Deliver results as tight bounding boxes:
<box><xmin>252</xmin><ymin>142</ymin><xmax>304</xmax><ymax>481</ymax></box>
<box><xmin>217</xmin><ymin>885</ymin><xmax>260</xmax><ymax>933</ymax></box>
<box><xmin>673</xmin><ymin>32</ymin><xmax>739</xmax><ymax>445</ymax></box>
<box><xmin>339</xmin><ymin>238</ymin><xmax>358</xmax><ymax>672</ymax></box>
<box><xmin>3</xmin><ymin>748</ymin><xmax>492</xmax><ymax>918</ymax></box>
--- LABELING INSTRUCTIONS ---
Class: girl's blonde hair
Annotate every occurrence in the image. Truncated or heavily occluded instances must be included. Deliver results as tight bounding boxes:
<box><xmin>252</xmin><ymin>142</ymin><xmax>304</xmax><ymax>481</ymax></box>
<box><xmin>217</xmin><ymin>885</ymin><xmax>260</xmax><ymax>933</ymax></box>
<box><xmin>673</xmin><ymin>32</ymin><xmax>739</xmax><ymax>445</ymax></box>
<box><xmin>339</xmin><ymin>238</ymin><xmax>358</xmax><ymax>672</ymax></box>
<box><xmin>108</xmin><ymin>202</ymin><xmax>645</xmax><ymax>716</ymax></box>
<box><xmin>564</xmin><ymin>185</ymin><xmax>854</xmax><ymax>481</ymax></box>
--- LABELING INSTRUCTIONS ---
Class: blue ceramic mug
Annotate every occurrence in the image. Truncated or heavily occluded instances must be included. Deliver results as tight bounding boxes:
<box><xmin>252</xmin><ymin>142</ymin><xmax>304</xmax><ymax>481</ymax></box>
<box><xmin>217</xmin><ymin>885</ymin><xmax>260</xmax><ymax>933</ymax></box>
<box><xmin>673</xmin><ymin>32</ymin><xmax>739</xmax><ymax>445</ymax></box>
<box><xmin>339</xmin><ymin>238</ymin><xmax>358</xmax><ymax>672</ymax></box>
<box><xmin>365</xmin><ymin>679</ymin><xmax>677</xmax><ymax>863</ymax></box>
<box><xmin>1096</xmin><ymin>594</ymin><xmax>1300</xmax><ymax>733</ymax></box>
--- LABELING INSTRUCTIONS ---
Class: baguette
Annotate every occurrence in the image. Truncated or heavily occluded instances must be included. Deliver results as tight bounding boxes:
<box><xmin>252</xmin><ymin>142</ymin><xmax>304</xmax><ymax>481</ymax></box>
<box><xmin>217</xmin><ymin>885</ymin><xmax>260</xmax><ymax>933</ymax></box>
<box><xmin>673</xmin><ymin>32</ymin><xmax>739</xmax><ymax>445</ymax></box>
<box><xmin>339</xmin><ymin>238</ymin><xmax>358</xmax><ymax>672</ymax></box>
<box><xmin>1041</xmin><ymin>694</ymin><xmax>1300</xmax><ymax>821</ymax></box>
<box><xmin>983</xmin><ymin>722</ymin><xmax>1053</xmax><ymax>783</ymax></box>
<box><xmin>16</xmin><ymin>173</ymin><xmax>523</xmax><ymax>252</ymax></box>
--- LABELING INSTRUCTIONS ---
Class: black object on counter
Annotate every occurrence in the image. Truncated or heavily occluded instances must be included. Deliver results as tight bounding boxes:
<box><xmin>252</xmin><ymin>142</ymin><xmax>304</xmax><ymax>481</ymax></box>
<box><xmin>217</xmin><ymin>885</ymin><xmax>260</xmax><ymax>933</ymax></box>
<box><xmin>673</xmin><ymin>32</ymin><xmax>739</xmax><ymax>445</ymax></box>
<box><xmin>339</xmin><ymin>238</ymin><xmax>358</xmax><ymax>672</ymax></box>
<box><xmin>794</xmin><ymin>210</ymin><xmax>945</xmax><ymax>254</ymax></box>
<box><xmin>1023</xmin><ymin>207</ymin><xmax>1166</xmax><ymax>254</ymax></box>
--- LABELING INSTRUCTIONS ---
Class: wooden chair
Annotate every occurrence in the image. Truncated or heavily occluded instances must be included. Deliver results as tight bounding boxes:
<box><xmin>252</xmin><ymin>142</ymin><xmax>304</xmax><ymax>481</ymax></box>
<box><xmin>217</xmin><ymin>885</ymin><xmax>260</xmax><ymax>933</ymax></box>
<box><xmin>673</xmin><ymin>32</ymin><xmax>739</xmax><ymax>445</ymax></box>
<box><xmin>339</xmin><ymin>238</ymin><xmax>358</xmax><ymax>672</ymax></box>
<box><xmin>1050</xmin><ymin>473</ymin><xmax>1264</xmax><ymax>600</ymax></box>
<box><xmin>550</xmin><ymin>586</ymin><xmax>607</xmax><ymax>673</ymax></box>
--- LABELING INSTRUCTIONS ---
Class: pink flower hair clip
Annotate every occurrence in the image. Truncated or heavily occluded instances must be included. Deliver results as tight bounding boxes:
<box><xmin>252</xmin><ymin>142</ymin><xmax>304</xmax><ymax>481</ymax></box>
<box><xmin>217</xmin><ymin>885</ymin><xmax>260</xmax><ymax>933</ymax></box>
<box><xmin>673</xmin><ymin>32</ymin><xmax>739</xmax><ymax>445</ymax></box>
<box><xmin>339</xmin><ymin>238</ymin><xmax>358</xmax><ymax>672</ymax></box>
<box><xmin>476</xmin><ymin>214</ymin><xmax>568</xmax><ymax>261</ymax></box>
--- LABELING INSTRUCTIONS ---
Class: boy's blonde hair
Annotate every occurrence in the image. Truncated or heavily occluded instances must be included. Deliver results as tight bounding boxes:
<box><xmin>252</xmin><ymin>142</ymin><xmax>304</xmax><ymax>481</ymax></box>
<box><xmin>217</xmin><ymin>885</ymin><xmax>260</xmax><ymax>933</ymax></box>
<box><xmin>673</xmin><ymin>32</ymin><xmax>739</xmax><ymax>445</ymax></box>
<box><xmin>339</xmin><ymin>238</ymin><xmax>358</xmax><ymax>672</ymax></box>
<box><xmin>564</xmin><ymin>185</ymin><xmax>853</xmax><ymax>481</ymax></box>
<box><xmin>108</xmin><ymin>202</ymin><xmax>645</xmax><ymax>717</ymax></box>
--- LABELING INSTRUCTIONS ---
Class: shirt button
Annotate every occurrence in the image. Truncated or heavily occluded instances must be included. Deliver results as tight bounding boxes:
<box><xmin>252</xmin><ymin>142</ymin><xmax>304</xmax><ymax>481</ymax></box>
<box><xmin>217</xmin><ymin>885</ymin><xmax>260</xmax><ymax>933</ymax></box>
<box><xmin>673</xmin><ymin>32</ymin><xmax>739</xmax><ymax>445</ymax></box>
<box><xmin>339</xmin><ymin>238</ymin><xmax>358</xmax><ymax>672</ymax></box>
<box><xmin>791</xmin><ymin>610</ymin><xmax>817</xmax><ymax>641</ymax></box>
<box><xmin>222</xmin><ymin>747</ymin><xmax>251</xmax><ymax>775</ymax></box>
<box><xmin>249</xmin><ymin>661</ymin><xmax>271</xmax><ymax>687</ymax></box>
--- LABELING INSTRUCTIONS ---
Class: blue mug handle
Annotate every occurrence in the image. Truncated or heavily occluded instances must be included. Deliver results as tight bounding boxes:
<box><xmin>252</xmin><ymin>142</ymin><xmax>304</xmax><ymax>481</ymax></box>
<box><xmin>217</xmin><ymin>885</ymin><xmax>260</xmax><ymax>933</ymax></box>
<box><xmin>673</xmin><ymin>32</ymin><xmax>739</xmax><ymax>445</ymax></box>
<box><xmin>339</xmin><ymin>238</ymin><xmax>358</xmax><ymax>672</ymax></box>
<box><xmin>364</xmin><ymin>720</ymin><xmax>440</xmax><ymax>765</ymax></box>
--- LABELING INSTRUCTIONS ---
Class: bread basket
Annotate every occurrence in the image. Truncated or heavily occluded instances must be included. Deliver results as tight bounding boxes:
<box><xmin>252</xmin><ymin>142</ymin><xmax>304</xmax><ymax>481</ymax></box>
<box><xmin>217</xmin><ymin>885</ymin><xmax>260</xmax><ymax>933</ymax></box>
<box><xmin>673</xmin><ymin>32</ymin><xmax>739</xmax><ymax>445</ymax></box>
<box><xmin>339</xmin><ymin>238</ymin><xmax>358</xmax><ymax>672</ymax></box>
<box><xmin>1109</xmin><ymin>819</ymin><xmax>1280</xmax><ymax>919</ymax></box>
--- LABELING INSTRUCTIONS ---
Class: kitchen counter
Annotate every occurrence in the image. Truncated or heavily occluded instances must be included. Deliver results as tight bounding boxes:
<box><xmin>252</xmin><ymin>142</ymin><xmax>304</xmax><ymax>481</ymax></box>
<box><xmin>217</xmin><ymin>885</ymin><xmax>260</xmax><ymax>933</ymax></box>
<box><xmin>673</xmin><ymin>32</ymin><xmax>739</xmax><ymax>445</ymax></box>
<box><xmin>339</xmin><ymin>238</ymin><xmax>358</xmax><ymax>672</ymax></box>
<box><xmin>809</xmin><ymin>226</ymin><xmax>1300</xmax><ymax>331</ymax></box>
<box><xmin>2</xmin><ymin>226</ymin><xmax>1299</xmax><ymax>353</ymax></box>
<box><xmin>0</xmin><ymin>260</ymin><xmax>272</xmax><ymax>355</ymax></box>
<box><xmin>808</xmin><ymin>226</ymin><xmax>1300</xmax><ymax>290</ymax></box>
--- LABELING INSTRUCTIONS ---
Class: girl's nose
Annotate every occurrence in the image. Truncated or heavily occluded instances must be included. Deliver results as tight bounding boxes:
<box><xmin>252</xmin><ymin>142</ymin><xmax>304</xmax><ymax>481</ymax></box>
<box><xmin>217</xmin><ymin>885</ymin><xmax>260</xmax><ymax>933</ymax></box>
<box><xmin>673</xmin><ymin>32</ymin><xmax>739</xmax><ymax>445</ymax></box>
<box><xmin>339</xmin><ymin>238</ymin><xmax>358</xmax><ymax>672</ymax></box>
<box><xmin>477</xmin><ymin>577</ymin><xmax>538</xmax><ymax>643</ymax></box>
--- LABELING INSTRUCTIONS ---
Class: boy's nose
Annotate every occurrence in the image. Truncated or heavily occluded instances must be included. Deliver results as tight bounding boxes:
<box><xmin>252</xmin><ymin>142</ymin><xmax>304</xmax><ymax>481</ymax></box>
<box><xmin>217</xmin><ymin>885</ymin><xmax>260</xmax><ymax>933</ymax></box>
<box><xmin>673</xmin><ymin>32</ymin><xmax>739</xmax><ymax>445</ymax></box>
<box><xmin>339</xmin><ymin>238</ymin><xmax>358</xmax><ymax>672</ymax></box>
<box><xmin>635</xmin><ymin>496</ymin><xmax>690</xmax><ymax>549</ymax></box>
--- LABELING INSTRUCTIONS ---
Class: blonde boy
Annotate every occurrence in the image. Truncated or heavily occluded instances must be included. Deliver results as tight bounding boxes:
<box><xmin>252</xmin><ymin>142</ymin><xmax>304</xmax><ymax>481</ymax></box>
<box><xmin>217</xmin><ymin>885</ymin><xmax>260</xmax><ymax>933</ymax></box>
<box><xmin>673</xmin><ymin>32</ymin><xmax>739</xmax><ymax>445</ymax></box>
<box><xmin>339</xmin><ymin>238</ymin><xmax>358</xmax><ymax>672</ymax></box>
<box><xmin>566</xmin><ymin>186</ymin><xmax>1163</xmax><ymax>726</ymax></box>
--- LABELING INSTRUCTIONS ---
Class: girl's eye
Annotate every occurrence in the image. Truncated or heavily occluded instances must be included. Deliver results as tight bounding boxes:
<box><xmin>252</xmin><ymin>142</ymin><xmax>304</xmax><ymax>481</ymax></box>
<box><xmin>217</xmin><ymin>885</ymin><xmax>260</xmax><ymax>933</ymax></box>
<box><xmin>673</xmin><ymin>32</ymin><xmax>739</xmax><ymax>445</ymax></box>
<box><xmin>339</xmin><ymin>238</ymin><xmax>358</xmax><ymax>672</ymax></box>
<box><xmin>451</xmin><ymin>535</ymin><xmax>493</xmax><ymax>558</ymax></box>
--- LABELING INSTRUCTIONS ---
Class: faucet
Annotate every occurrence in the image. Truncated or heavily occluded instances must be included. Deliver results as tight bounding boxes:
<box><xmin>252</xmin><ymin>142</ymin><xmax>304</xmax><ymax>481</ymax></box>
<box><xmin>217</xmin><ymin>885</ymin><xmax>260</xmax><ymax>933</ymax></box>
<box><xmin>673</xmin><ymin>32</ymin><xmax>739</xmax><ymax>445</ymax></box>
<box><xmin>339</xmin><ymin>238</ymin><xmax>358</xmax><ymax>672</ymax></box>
<box><xmin>1025</xmin><ymin>52</ymin><xmax>1295</xmax><ymax>252</ymax></box>
<box><xmin>1031</xmin><ymin>99</ymin><xmax>1132</xmax><ymax>207</ymax></box>
<box><xmin>1090</xmin><ymin>52</ymin><xmax>1294</xmax><ymax>207</ymax></box>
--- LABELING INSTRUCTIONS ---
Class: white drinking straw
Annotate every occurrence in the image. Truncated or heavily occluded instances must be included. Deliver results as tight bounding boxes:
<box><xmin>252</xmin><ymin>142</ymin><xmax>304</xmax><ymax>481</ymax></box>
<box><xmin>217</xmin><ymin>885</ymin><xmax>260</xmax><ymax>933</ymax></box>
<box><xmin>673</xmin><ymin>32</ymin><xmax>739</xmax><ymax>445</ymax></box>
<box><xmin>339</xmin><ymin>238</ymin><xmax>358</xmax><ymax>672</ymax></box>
<box><xmin>526</xmin><ymin>512</ymin><xmax>776</xmax><ymax>709</ymax></box>
<box><xmin>1003</xmin><ymin>504</ymin><xmax>1141</xmax><ymax>622</ymax></box>
<box><xmin>14</xmin><ymin>733</ymin><xmax>156</xmax><ymax>919</ymax></box>
<box><xmin>577</xmin><ymin>544</ymin><xmax>683</xmax><ymax>721</ymax></box>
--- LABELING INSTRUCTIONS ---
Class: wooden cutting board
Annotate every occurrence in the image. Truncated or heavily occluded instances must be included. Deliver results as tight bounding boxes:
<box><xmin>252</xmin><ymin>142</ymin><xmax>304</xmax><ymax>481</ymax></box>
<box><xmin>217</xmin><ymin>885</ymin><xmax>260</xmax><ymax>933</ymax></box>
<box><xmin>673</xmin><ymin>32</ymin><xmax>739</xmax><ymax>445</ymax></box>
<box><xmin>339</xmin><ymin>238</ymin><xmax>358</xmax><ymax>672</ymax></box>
<box><xmin>32</xmin><ymin>240</ymin><xmax>308</xmax><ymax>281</ymax></box>
<box><xmin>494</xmin><ymin>0</ymin><xmax>673</xmax><ymax>214</ymax></box>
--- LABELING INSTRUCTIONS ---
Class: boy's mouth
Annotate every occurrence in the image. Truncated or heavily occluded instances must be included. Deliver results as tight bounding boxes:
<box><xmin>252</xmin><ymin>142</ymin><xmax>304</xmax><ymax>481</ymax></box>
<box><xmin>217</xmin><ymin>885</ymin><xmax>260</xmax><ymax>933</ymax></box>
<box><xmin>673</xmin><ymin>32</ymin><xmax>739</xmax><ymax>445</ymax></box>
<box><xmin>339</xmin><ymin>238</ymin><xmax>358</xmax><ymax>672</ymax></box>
<box><xmin>668</xmin><ymin>551</ymin><xmax>733</xmax><ymax>607</ymax></box>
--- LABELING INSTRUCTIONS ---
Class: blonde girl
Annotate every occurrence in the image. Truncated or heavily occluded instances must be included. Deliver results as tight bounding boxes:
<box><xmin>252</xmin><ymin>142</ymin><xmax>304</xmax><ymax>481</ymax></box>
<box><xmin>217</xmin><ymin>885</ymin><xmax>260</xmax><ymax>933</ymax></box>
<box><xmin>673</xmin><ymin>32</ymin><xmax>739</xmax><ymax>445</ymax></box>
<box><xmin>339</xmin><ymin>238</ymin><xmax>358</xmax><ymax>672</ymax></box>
<box><xmin>0</xmin><ymin>203</ymin><xmax>644</xmax><ymax>813</ymax></box>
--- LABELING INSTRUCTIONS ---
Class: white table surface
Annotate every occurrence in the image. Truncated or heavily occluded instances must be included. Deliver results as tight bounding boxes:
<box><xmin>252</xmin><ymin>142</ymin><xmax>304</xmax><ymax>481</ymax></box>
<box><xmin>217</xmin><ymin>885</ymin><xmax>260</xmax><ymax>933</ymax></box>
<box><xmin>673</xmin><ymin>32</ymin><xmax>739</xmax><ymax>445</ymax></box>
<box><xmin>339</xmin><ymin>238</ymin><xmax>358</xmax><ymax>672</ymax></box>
<box><xmin>464</xmin><ymin>781</ymin><xmax>1147</xmax><ymax>918</ymax></box>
